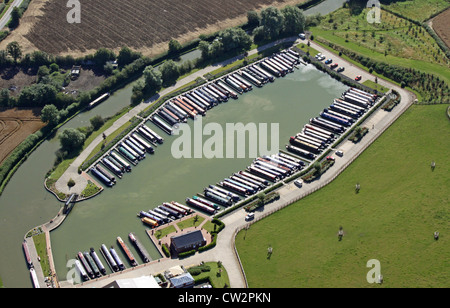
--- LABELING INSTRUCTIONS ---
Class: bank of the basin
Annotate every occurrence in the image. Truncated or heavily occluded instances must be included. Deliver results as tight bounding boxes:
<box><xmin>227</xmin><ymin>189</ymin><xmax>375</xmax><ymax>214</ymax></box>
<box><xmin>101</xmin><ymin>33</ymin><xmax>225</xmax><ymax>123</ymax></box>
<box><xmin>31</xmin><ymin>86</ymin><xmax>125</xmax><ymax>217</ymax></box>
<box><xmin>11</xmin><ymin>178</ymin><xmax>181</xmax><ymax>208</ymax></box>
<box><xmin>50</xmin><ymin>64</ymin><xmax>348</xmax><ymax>282</ymax></box>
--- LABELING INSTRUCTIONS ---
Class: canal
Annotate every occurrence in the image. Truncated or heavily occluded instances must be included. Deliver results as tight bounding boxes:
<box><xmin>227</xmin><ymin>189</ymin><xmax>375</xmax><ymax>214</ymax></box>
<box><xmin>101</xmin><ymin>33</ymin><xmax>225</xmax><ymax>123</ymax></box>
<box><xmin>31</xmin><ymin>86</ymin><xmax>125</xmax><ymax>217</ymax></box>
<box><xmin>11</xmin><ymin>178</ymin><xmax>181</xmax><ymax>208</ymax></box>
<box><xmin>0</xmin><ymin>62</ymin><xmax>348</xmax><ymax>287</ymax></box>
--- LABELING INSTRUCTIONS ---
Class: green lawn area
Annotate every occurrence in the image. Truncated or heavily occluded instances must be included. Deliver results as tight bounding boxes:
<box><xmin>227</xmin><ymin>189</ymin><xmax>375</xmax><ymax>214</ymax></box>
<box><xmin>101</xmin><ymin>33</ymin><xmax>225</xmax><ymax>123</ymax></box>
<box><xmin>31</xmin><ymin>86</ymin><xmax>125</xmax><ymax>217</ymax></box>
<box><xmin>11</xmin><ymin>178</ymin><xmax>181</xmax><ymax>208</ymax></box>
<box><xmin>362</xmin><ymin>80</ymin><xmax>389</xmax><ymax>93</ymax></box>
<box><xmin>188</xmin><ymin>262</ymin><xmax>230</xmax><ymax>288</ymax></box>
<box><xmin>236</xmin><ymin>104</ymin><xmax>450</xmax><ymax>288</ymax></box>
<box><xmin>296</xmin><ymin>42</ymin><xmax>320</xmax><ymax>57</ymax></box>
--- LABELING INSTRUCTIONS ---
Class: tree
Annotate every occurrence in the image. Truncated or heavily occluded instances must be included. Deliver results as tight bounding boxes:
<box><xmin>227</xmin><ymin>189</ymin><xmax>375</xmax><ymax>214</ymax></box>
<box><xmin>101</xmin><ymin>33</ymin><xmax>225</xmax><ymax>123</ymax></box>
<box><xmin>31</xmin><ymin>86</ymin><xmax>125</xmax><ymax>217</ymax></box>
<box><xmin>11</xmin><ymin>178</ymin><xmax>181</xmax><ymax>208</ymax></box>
<box><xmin>89</xmin><ymin>115</ymin><xmax>104</xmax><ymax>131</ymax></box>
<box><xmin>281</xmin><ymin>5</ymin><xmax>305</xmax><ymax>35</ymax></box>
<box><xmin>117</xmin><ymin>46</ymin><xmax>141</xmax><ymax>67</ymax></box>
<box><xmin>198</xmin><ymin>40</ymin><xmax>211</xmax><ymax>60</ymax></box>
<box><xmin>168</xmin><ymin>39</ymin><xmax>182</xmax><ymax>56</ymax></box>
<box><xmin>220</xmin><ymin>28</ymin><xmax>252</xmax><ymax>53</ymax></box>
<box><xmin>0</xmin><ymin>88</ymin><xmax>11</xmax><ymax>108</ymax></box>
<box><xmin>260</xmin><ymin>6</ymin><xmax>285</xmax><ymax>40</ymax></box>
<box><xmin>59</xmin><ymin>128</ymin><xmax>86</xmax><ymax>152</ymax></box>
<box><xmin>9</xmin><ymin>7</ymin><xmax>21</xmax><ymax>29</ymax></box>
<box><xmin>143</xmin><ymin>65</ymin><xmax>163</xmax><ymax>92</ymax></box>
<box><xmin>93</xmin><ymin>48</ymin><xmax>116</xmax><ymax>68</ymax></box>
<box><xmin>247</xmin><ymin>10</ymin><xmax>260</xmax><ymax>27</ymax></box>
<box><xmin>6</xmin><ymin>41</ymin><xmax>22</xmax><ymax>63</ymax></box>
<box><xmin>40</xmin><ymin>104</ymin><xmax>59</xmax><ymax>127</ymax></box>
<box><xmin>159</xmin><ymin>60</ymin><xmax>179</xmax><ymax>86</ymax></box>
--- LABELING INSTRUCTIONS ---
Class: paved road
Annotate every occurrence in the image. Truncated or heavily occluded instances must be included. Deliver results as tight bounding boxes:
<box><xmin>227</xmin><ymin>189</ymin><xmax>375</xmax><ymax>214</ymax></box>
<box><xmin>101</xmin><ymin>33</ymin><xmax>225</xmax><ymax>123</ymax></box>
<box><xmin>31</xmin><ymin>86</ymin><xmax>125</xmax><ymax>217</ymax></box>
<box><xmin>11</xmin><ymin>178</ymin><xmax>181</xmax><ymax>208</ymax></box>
<box><xmin>0</xmin><ymin>0</ymin><xmax>24</xmax><ymax>30</ymax></box>
<box><xmin>58</xmin><ymin>39</ymin><xmax>416</xmax><ymax>288</ymax></box>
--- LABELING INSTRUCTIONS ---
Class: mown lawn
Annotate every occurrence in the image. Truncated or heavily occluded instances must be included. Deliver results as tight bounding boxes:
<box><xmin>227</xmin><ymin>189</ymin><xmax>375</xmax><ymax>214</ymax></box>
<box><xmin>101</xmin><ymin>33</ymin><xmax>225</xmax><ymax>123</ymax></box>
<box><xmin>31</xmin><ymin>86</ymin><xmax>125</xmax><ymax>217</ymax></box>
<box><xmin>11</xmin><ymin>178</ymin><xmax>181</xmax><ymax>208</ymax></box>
<box><xmin>236</xmin><ymin>104</ymin><xmax>450</xmax><ymax>288</ymax></box>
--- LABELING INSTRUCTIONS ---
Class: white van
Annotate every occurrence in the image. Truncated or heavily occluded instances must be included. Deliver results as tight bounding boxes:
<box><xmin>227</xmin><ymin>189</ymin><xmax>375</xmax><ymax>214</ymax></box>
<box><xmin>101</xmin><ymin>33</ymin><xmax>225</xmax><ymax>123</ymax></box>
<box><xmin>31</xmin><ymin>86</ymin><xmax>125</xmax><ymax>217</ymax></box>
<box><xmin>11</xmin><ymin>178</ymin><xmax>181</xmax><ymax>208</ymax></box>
<box><xmin>245</xmin><ymin>213</ymin><xmax>255</xmax><ymax>221</ymax></box>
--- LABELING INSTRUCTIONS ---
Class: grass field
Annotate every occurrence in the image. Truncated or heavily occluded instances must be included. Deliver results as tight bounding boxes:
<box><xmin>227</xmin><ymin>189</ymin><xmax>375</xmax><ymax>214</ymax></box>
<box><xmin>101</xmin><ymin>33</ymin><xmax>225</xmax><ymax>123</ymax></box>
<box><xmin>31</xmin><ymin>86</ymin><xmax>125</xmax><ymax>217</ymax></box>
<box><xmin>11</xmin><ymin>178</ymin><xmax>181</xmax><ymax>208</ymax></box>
<box><xmin>236</xmin><ymin>104</ymin><xmax>450</xmax><ymax>288</ymax></box>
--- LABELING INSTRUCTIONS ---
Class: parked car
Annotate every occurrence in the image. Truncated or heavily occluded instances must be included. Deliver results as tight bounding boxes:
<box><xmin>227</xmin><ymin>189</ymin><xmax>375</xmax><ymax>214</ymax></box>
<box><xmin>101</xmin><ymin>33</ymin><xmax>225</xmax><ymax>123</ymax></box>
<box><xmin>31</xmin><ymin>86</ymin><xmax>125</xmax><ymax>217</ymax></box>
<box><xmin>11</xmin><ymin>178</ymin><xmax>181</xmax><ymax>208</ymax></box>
<box><xmin>315</xmin><ymin>53</ymin><xmax>325</xmax><ymax>61</ymax></box>
<box><xmin>245</xmin><ymin>213</ymin><xmax>255</xmax><ymax>221</ymax></box>
<box><xmin>337</xmin><ymin>67</ymin><xmax>345</xmax><ymax>72</ymax></box>
<box><xmin>299</xmin><ymin>33</ymin><xmax>306</xmax><ymax>40</ymax></box>
<box><xmin>355</xmin><ymin>75</ymin><xmax>362</xmax><ymax>81</ymax></box>
<box><xmin>330</xmin><ymin>63</ymin><xmax>338</xmax><ymax>69</ymax></box>
<box><xmin>294</xmin><ymin>179</ymin><xmax>303</xmax><ymax>188</ymax></box>
<box><xmin>326</xmin><ymin>156</ymin><xmax>335</xmax><ymax>161</ymax></box>
<box><xmin>335</xmin><ymin>150</ymin><xmax>344</xmax><ymax>157</ymax></box>
<box><xmin>325</xmin><ymin>58</ymin><xmax>333</xmax><ymax>64</ymax></box>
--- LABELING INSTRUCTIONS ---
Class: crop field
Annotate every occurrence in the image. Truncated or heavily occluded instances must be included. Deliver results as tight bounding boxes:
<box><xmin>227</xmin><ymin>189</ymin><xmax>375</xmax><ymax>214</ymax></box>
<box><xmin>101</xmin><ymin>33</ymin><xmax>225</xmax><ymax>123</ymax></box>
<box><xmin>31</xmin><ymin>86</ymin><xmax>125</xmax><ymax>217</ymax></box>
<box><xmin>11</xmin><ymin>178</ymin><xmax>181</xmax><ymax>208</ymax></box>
<box><xmin>236</xmin><ymin>104</ymin><xmax>450</xmax><ymax>288</ymax></box>
<box><xmin>4</xmin><ymin>0</ymin><xmax>304</xmax><ymax>57</ymax></box>
<box><xmin>0</xmin><ymin>108</ymin><xmax>45</xmax><ymax>165</ymax></box>
<box><xmin>432</xmin><ymin>8</ymin><xmax>450</xmax><ymax>48</ymax></box>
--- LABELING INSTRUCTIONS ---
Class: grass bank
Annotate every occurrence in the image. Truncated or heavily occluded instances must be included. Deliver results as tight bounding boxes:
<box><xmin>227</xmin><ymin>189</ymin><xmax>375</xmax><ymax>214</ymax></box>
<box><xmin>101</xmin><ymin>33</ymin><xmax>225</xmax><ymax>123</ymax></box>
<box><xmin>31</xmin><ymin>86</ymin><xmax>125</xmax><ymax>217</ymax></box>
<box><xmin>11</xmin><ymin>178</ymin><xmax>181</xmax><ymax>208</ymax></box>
<box><xmin>236</xmin><ymin>104</ymin><xmax>450</xmax><ymax>288</ymax></box>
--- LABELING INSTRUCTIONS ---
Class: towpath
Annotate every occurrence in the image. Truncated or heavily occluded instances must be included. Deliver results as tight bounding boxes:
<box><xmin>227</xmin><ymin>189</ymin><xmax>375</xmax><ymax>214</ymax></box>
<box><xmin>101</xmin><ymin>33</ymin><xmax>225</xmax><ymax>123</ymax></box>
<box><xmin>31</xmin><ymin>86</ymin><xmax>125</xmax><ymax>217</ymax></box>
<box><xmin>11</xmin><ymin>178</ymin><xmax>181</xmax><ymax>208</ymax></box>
<box><xmin>59</xmin><ymin>38</ymin><xmax>416</xmax><ymax>288</ymax></box>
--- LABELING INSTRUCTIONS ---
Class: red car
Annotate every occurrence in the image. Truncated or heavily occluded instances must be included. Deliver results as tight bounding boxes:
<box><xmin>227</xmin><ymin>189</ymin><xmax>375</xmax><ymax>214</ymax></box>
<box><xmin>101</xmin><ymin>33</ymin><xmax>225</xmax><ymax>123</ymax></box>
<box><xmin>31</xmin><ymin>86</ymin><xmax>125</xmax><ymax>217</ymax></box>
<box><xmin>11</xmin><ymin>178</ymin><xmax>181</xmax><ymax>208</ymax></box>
<box><xmin>326</xmin><ymin>156</ymin><xmax>335</xmax><ymax>161</ymax></box>
<box><xmin>330</xmin><ymin>63</ymin><xmax>338</xmax><ymax>69</ymax></box>
<box><xmin>355</xmin><ymin>75</ymin><xmax>362</xmax><ymax>81</ymax></box>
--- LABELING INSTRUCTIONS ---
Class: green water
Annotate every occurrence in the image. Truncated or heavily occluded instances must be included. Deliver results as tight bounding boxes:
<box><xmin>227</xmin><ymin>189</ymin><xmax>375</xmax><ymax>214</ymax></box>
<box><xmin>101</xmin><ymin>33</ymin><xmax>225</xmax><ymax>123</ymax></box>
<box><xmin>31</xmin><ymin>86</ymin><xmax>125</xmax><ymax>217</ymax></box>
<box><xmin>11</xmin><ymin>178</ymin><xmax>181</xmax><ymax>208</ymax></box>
<box><xmin>0</xmin><ymin>64</ymin><xmax>348</xmax><ymax>287</ymax></box>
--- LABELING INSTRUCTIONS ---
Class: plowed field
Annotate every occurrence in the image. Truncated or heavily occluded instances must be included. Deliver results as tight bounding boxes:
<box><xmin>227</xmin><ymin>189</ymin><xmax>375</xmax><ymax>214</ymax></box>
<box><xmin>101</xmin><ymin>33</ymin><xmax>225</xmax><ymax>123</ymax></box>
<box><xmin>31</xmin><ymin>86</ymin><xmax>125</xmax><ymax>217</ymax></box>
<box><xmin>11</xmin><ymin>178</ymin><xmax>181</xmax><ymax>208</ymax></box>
<box><xmin>432</xmin><ymin>8</ymin><xmax>450</xmax><ymax>48</ymax></box>
<box><xmin>0</xmin><ymin>108</ymin><xmax>45</xmax><ymax>165</ymax></box>
<box><xmin>0</xmin><ymin>0</ymin><xmax>305</xmax><ymax>57</ymax></box>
